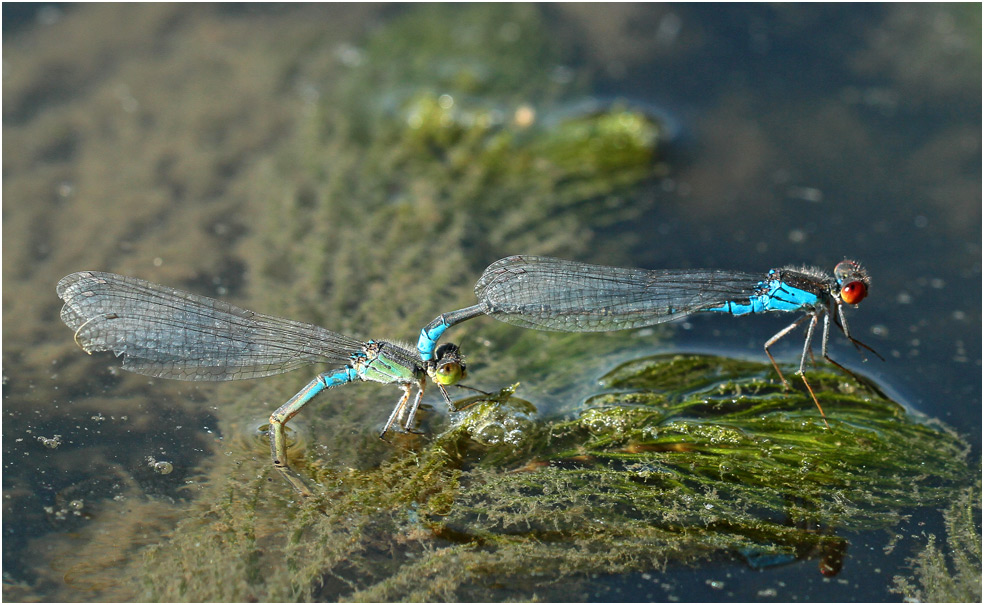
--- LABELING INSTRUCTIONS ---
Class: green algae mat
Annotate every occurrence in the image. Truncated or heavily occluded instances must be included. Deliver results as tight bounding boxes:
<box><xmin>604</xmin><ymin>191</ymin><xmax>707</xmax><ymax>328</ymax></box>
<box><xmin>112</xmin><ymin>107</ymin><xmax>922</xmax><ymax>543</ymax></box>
<box><xmin>124</xmin><ymin>354</ymin><xmax>971</xmax><ymax>601</ymax></box>
<box><xmin>12</xmin><ymin>5</ymin><xmax>978</xmax><ymax>602</ymax></box>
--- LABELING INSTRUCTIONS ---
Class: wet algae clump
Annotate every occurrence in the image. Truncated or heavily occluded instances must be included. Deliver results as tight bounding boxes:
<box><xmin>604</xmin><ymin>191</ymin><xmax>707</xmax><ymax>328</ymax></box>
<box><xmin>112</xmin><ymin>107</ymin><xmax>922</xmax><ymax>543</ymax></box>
<box><xmin>133</xmin><ymin>355</ymin><xmax>972</xmax><ymax>601</ymax></box>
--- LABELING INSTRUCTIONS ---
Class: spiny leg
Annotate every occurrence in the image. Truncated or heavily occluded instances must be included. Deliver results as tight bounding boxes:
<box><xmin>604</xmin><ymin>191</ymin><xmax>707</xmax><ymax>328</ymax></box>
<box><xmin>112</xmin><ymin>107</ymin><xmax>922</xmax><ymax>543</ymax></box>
<box><xmin>764</xmin><ymin>313</ymin><xmax>811</xmax><ymax>389</ymax></box>
<box><xmin>794</xmin><ymin>313</ymin><xmax>830</xmax><ymax>429</ymax></box>
<box><xmin>764</xmin><ymin>312</ymin><xmax>830</xmax><ymax>428</ymax></box>
<box><xmin>834</xmin><ymin>300</ymin><xmax>885</xmax><ymax>361</ymax></box>
<box><xmin>795</xmin><ymin>312</ymin><xmax>818</xmax><ymax>375</ymax></box>
<box><xmin>453</xmin><ymin>384</ymin><xmax>490</xmax><ymax>396</ymax></box>
<box><xmin>443</xmin><ymin>383</ymin><xmax>492</xmax><ymax>413</ymax></box>
<box><xmin>400</xmin><ymin>379</ymin><xmax>427</xmax><ymax>433</ymax></box>
<box><xmin>434</xmin><ymin>382</ymin><xmax>453</xmax><ymax>410</ymax></box>
<box><xmin>380</xmin><ymin>383</ymin><xmax>414</xmax><ymax>438</ymax></box>
<box><xmin>821</xmin><ymin>303</ymin><xmax>874</xmax><ymax>387</ymax></box>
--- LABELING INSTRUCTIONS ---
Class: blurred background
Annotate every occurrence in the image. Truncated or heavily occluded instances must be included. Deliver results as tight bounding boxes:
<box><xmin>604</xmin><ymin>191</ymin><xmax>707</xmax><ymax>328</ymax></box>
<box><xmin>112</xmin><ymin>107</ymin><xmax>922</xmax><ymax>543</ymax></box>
<box><xmin>3</xmin><ymin>4</ymin><xmax>980</xmax><ymax>601</ymax></box>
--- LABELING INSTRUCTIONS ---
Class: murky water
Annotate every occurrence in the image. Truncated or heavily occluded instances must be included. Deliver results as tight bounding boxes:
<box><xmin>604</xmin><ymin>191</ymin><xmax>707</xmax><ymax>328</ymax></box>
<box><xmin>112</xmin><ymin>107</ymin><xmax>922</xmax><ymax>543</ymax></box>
<box><xmin>3</xmin><ymin>4</ymin><xmax>979</xmax><ymax>601</ymax></box>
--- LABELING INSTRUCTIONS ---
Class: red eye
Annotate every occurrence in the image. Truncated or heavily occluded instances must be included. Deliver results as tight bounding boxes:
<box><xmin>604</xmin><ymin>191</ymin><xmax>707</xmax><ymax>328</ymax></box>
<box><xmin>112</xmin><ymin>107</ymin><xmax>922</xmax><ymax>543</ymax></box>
<box><xmin>840</xmin><ymin>281</ymin><xmax>867</xmax><ymax>304</ymax></box>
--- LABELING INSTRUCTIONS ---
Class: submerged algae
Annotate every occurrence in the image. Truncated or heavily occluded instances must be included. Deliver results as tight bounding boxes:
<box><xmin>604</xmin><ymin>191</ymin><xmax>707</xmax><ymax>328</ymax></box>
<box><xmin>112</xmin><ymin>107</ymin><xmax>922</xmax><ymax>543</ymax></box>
<box><xmin>133</xmin><ymin>354</ymin><xmax>970</xmax><ymax>601</ymax></box>
<box><xmin>891</xmin><ymin>478</ymin><xmax>982</xmax><ymax>603</ymax></box>
<box><xmin>23</xmin><ymin>4</ymin><xmax>976</xmax><ymax>602</ymax></box>
<box><xmin>246</xmin><ymin>4</ymin><xmax>662</xmax><ymax>346</ymax></box>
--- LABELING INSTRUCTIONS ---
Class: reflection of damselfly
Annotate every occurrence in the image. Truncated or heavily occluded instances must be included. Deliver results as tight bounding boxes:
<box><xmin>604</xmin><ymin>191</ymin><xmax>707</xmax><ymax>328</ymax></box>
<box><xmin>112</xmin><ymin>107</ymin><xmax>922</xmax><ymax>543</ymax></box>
<box><xmin>57</xmin><ymin>271</ymin><xmax>467</xmax><ymax>495</ymax></box>
<box><xmin>419</xmin><ymin>255</ymin><xmax>882</xmax><ymax>427</ymax></box>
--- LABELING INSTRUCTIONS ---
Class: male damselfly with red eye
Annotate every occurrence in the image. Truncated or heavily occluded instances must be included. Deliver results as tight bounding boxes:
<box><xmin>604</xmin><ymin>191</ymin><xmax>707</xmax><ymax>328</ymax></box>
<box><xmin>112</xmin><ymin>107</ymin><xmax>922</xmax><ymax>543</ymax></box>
<box><xmin>418</xmin><ymin>256</ymin><xmax>882</xmax><ymax>427</ymax></box>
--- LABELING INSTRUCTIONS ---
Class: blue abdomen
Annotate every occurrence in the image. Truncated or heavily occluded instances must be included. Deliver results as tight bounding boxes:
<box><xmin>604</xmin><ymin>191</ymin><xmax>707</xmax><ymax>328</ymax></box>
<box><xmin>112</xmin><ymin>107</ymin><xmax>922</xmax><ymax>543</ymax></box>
<box><xmin>708</xmin><ymin>278</ymin><xmax>819</xmax><ymax>316</ymax></box>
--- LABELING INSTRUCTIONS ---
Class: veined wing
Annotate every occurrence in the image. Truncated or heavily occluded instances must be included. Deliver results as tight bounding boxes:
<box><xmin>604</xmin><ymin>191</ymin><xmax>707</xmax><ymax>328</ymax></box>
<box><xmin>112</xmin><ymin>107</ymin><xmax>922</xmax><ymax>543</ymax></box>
<box><xmin>57</xmin><ymin>271</ymin><xmax>365</xmax><ymax>381</ymax></box>
<box><xmin>476</xmin><ymin>255</ymin><xmax>763</xmax><ymax>331</ymax></box>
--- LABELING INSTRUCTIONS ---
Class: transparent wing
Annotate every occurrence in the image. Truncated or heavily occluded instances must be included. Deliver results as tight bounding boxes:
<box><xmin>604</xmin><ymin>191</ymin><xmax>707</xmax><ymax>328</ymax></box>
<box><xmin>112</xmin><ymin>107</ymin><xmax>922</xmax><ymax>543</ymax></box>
<box><xmin>476</xmin><ymin>255</ymin><xmax>763</xmax><ymax>331</ymax></box>
<box><xmin>57</xmin><ymin>271</ymin><xmax>365</xmax><ymax>381</ymax></box>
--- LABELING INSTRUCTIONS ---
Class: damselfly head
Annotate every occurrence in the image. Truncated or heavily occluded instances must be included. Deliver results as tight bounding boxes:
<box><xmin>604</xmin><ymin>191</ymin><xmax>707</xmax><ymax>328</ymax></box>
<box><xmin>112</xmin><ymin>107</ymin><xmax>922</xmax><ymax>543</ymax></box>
<box><xmin>431</xmin><ymin>343</ymin><xmax>466</xmax><ymax>386</ymax></box>
<box><xmin>833</xmin><ymin>260</ymin><xmax>869</xmax><ymax>305</ymax></box>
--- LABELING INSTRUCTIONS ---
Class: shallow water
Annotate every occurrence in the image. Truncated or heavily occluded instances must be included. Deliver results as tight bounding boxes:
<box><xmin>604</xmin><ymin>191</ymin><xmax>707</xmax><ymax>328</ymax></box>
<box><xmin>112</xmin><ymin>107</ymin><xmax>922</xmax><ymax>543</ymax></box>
<box><xmin>2</xmin><ymin>4</ymin><xmax>980</xmax><ymax>601</ymax></box>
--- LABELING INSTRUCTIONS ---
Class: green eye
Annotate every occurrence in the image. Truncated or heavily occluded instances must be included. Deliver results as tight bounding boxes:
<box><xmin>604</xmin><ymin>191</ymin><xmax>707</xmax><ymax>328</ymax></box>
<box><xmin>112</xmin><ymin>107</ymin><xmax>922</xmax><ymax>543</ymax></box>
<box><xmin>433</xmin><ymin>361</ymin><xmax>464</xmax><ymax>386</ymax></box>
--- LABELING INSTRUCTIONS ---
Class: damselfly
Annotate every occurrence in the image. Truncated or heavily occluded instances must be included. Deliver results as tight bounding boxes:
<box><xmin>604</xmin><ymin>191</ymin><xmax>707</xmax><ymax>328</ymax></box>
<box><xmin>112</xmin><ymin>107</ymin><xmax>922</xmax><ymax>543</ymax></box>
<box><xmin>57</xmin><ymin>271</ymin><xmax>467</xmax><ymax>495</ymax></box>
<box><xmin>418</xmin><ymin>255</ymin><xmax>881</xmax><ymax>427</ymax></box>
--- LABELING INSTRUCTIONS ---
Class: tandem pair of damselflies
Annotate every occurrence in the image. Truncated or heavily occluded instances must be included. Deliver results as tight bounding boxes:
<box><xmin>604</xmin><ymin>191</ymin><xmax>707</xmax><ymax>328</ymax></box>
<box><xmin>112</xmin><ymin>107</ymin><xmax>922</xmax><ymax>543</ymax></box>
<box><xmin>58</xmin><ymin>256</ymin><xmax>878</xmax><ymax>494</ymax></box>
